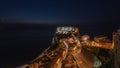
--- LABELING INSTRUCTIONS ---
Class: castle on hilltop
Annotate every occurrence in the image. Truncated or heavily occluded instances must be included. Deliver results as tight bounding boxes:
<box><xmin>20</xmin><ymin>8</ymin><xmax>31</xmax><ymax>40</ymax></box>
<box><xmin>18</xmin><ymin>27</ymin><xmax>120</xmax><ymax>68</ymax></box>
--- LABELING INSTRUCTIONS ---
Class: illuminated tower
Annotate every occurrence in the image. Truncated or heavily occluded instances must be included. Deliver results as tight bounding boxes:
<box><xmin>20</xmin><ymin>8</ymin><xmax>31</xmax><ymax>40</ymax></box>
<box><xmin>114</xmin><ymin>29</ymin><xmax>120</xmax><ymax>68</ymax></box>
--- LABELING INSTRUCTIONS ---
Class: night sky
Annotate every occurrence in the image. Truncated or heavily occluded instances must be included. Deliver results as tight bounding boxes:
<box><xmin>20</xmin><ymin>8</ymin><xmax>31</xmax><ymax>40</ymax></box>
<box><xmin>0</xmin><ymin>0</ymin><xmax>119</xmax><ymax>23</ymax></box>
<box><xmin>0</xmin><ymin>0</ymin><xmax>120</xmax><ymax>68</ymax></box>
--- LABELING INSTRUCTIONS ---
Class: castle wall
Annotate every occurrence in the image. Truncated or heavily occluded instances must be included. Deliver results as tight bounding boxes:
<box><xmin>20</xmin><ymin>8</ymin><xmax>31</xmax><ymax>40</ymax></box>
<box><xmin>114</xmin><ymin>29</ymin><xmax>120</xmax><ymax>68</ymax></box>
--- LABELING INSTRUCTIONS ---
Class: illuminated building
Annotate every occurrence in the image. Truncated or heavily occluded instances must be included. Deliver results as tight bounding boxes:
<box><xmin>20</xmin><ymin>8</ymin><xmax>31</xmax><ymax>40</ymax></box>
<box><xmin>18</xmin><ymin>26</ymin><xmax>114</xmax><ymax>68</ymax></box>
